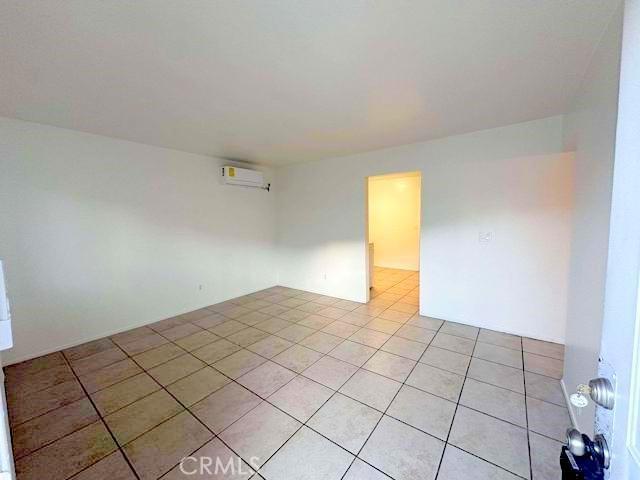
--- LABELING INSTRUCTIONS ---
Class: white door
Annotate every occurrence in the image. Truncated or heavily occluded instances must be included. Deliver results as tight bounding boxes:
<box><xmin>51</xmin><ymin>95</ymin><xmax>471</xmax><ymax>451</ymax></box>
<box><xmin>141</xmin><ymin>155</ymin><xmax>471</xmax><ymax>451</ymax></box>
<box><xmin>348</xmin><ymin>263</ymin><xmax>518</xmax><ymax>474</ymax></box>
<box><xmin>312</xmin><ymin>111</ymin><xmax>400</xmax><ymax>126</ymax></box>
<box><xmin>596</xmin><ymin>1</ymin><xmax>640</xmax><ymax>478</ymax></box>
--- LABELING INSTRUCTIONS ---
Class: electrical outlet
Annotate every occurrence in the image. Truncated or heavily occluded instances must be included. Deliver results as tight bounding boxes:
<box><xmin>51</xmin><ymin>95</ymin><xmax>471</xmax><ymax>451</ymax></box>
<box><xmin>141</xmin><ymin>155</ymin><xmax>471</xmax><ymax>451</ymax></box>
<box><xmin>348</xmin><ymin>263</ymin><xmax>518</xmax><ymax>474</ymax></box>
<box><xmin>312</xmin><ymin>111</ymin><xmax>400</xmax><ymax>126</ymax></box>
<box><xmin>478</xmin><ymin>231</ymin><xmax>493</xmax><ymax>244</ymax></box>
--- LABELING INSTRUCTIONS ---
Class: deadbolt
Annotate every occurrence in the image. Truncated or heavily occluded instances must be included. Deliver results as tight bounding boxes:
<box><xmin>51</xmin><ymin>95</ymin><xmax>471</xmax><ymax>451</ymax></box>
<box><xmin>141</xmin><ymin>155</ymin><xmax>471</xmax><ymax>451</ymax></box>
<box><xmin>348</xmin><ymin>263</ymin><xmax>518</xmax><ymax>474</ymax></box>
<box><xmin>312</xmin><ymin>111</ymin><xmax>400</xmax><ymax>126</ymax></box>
<box><xmin>588</xmin><ymin>377</ymin><xmax>615</xmax><ymax>410</ymax></box>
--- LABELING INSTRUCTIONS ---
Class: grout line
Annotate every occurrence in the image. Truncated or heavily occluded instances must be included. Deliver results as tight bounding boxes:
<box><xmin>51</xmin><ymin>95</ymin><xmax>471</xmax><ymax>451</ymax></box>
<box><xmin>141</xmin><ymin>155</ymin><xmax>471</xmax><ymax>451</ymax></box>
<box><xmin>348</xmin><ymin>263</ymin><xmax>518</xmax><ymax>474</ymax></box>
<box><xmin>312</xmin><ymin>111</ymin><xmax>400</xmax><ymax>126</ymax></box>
<box><xmin>522</xmin><ymin>336</ymin><xmax>534</xmax><ymax>480</ymax></box>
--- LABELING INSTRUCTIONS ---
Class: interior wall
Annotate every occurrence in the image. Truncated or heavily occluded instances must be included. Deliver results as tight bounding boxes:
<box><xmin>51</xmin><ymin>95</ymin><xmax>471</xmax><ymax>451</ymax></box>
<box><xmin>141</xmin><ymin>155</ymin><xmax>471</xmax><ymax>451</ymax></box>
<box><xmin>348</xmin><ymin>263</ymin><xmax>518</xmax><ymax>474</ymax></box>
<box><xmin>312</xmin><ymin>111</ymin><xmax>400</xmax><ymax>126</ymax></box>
<box><xmin>0</xmin><ymin>117</ymin><xmax>278</xmax><ymax>364</ymax></box>
<box><xmin>368</xmin><ymin>174</ymin><xmax>420</xmax><ymax>271</ymax></box>
<box><xmin>561</xmin><ymin>5</ymin><xmax>623</xmax><ymax>433</ymax></box>
<box><xmin>276</xmin><ymin>116</ymin><xmax>573</xmax><ymax>343</ymax></box>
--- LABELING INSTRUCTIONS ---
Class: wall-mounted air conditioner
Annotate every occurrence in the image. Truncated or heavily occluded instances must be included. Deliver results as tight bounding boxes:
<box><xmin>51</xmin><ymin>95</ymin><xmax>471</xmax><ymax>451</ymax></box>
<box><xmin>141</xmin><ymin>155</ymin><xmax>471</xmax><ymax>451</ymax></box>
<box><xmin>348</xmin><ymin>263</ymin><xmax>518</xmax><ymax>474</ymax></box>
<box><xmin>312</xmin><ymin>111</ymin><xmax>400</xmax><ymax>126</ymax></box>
<box><xmin>221</xmin><ymin>166</ymin><xmax>269</xmax><ymax>191</ymax></box>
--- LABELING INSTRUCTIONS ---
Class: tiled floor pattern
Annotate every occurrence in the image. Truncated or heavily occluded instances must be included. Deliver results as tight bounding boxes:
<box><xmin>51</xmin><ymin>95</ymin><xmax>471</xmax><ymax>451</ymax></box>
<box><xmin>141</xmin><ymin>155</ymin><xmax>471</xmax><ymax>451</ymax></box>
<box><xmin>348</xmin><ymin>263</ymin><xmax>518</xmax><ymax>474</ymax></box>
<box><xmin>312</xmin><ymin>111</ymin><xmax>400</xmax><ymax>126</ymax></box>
<box><xmin>4</xmin><ymin>268</ymin><xmax>568</xmax><ymax>479</ymax></box>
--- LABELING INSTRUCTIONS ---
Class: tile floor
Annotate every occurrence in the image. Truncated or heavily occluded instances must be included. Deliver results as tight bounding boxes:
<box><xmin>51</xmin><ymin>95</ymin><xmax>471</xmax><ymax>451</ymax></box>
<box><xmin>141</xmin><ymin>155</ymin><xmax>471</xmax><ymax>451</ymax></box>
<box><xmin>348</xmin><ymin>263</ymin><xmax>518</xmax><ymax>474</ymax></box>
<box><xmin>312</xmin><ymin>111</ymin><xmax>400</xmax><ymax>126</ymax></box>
<box><xmin>4</xmin><ymin>267</ymin><xmax>568</xmax><ymax>479</ymax></box>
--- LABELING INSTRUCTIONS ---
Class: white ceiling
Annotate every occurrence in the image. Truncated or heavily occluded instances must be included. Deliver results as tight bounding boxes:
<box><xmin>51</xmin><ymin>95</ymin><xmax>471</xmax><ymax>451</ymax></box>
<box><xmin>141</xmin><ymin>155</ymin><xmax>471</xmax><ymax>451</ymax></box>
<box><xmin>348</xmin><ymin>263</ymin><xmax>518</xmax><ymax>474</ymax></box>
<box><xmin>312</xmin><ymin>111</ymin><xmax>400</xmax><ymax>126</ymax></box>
<box><xmin>0</xmin><ymin>1</ymin><xmax>618</xmax><ymax>165</ymax></box>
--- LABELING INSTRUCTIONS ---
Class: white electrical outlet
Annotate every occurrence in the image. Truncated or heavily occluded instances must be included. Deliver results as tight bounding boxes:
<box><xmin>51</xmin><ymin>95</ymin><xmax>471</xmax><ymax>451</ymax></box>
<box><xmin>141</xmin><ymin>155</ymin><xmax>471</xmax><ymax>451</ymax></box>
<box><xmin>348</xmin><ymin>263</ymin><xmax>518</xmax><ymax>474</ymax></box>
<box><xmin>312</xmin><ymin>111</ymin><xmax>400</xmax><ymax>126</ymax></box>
<box><xmin>478</xmin><ymin>231</ymin><xmax>493</xmax><ymax>244</ymax></box>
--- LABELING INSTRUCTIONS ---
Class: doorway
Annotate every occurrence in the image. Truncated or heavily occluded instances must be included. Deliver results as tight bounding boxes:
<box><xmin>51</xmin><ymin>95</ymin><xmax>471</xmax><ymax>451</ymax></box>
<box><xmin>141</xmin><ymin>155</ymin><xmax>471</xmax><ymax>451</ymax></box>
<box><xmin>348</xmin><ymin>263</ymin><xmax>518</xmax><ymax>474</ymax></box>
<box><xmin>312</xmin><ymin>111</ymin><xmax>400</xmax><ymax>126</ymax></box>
<box><xmin>365</xmin><ymin>171</ymin><xmax>421</xmax><ymax>306</ymax></box>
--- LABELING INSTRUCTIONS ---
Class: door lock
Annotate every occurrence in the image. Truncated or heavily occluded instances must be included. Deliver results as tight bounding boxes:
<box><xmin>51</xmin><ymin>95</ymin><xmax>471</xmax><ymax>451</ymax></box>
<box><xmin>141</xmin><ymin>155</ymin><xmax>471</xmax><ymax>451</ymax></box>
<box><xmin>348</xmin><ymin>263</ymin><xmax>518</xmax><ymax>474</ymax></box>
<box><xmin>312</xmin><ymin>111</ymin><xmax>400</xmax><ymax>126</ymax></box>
<box><xmin>573</xmin><ymin>377</ymin><xmax>615</xmax><ymax>410</ymax></box>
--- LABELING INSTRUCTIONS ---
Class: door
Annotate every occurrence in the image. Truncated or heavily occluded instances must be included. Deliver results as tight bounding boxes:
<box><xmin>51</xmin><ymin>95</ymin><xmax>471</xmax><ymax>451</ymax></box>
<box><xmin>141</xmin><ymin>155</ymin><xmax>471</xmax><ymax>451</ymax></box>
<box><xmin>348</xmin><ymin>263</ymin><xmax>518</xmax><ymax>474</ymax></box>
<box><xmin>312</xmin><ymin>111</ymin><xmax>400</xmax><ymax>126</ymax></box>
<box><xmin>595</xmin><ymin>1</ymin><xmax>640</xmax><ymax>477</ymax></box>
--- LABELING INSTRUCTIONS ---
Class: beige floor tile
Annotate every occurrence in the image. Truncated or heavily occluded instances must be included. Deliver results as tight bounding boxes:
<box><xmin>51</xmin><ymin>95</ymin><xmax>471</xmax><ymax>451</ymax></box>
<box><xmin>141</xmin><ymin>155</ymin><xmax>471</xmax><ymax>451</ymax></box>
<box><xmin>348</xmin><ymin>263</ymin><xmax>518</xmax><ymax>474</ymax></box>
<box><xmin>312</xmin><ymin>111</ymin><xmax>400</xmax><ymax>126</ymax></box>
<box><xmin>360</xmin><ymin>416</ymin><xmax>444</xmax><ymax>480</ymax></box>
<box><xmin>530</xmin><ymin>431</ymin><xmax>563</xmax><ymax>480</ymax></box>
<box><xmin>148</xmin><ymin>354</ymin><xmax>205</xmax><ymax>386</ymax></box>
<box><xmin>527</xmin><ymin>397</ymin><xmax>571</xmax><ymax>441</ymax></box>
<box><xmin>119</xmin><ymin>332</ymin><xmax>168</xmax><ymax>356</ymax></box>
<box><xmin>192</xmin><ymin>313</ymin><xmax>227</xmax><ymax>329</ymax></box>
<box><xmin>254</xmin><ymin>317</ymin><xmax>294</xmax><ymax>334</ymax></box>
<box><xmin>338</xmin><ymin>312</ymin><xmax>374</xmax><ymax>327</ymax></box>
<box><xmin>227</xmin><ymin>327</ymin><xmax>270</xmax><ymax>347</ymax></box>
<box><xmin>405</xmin><ymin>363</ymin><xmax>464</xmax><ymax>402</ymax></box>
<box><xmin>406</xmin><ymin>316</ymin><xmax>443</xmax><ymax>331</ymax></box>
<box><xmin>439</xmin><ymin>322</ymin><xmax>479</xmax><ymax>340</ymax></box>
<box><xmin>268</xmin><ymin>376</ymin><xmax>333</xmax><ymax>422</ymax></box>
<box><xmin>524</xmin><ymin>353</ymin><xmax>564</xmax><ymax>379</ymax></box>
<box><xmin>272</xmin><ymin>344</ymin><xmax>323</xmax><ymax>373</ymax></box>
<box><xmin>474</xmin><ymin>342</ymin><xmax>523</xmax><ymax>369</ymax></box>
<box><xmin>70</xmin><ymin>348</ymin><xmax>128</xmax><ymax>377</ymax></box>
<box><xmin>7</xmin><ymin>364</ymin><xmax>75</xmax><ymax>398</ymax></box>
<box><xmin>124</xmin><ymin>411</ymin><xmax>213</xmax><ymax>480</ymax></box>
<box><xmin>79</xmin><ymin>359</ymin><xmax>142</xmax><ymax>394</ymax></box>
<box><xmin>380</xmin><ymin>336</ymin><xmax>427</xmax><ymax>361</ymax></box>
<box><xmin>247</xmin><ymin>335</ymin><xmax>294</xmax><ymax>358</ymax></box>
<box><xmin>300</xmin><ymin>331</ymin><xmax>344</xmax><ymax>353</ymax></box>
<box><xmin>133</xmin><ymin>343</ymin><xmax>186</xmax><ymax>370</ymax></box>
<box><xmin>8</xmin><ymin>379</ymin><xmax>86</xmax><ymax>425</ymax></box>
<box><xmin>321</xmin><ymin>321</ymin><xmax>361</xmax><ymax>339</ymax></box>
<box><xmin>387</xmin><ymin>302</ymin><xmax>418</xmax><ymax>314</ymax></box>
<box><xmin>339</xmin><ymin>369</ymin><xmax>402</xmax><ymax>411</ymax></box>
<box><xmin>523</xmin><ymin>338</ymin><xmax>564</xmax><ymax>360</ymax></box>
<box><xmin>260</xmin><ymin>304</ymin><xmax>290</xmax><ymax>317</ymax></box>
<box><xmin>211</xmin><ymin>320</ymin><xmax>249</xmax><ymax>337</ymax></box>
<box><xmin>348</xmin><ymin>328</ymin><xmax>391</xmax><ymax>349</ymax></box>
<box><xmin>431</xmin><ymin>332</ymin><xmax>475</xmax><ymax>355</ymax></box>
<box><xmin>161</xmin><ymin>323</ymin><xmax>203</xmax><ymax>341</ymax></box>
<box><xmin>387</xmin><ymin>385</ymin><xmax>456</xmax><ymax>440</ymax></box>
<box><xmin>166</xmin><ymin>367</ymin><xmax>231</xmax><ymax>406</ymax></box>
<box><xmin>213</xmin><ymin>349</ymin><xmax>266</xmax><ymax>379</ymax></box>
<box><xmin>363</xmin><ymin>351</ymin><xmax>416</xmax><ymax>382</ymax></box>
<box><xmin>277</xmin><ymin>308</ymin><xmax>311</xmax><ymax>322</ymax></box>
<box><xmin>308</xmin><ymin>393</ymin><xmax>381</xmax><ymax>454</ymax></box>
<box><xmin>105</xmin><ymin>389</ymin><xmax>183</xmax><ymax>445</ymax></box>
<box><xmin>378</xmin><ymin>309</ymin><xmax>412</xmax><ymax>323</ymax></box>
<box><xmin>393</xmin><ymin>325</ymin><xmax>435</xmax><ymax>344</ymax></box>
<box><xmin>329</xmin><ymin>340</ymin><xmax>376</xmax><ymax>367</ymax></box>
<box><xmin>419</xmin><ymin>347</ymin><xmax>470</xmax><ymax>376</ymax></box>
<box><xmin>191</xmin><ymin>382</ymin><xmax>261</xmax><ymax>433</ymax></box>
<box><xmin>296</xmin><ymin>302</ymin><xmax>327</xmax><ymax>314</ymax></box>
<box><xmin>69</xmin><ymin>451</ymin><xmax>136</xmax><ymax>480</ymax></box>
<box><xmin>276</xmin><ymin>324</ymin><xmax>315</xmax><ymax>342</ymax></box>
<box><xmin>365</xmin><ymin>319</ymin><xmax>401</xmax><ymax>335</ymax></box>
<box><xmin>220</xmin><ymin>402</ymin><xmax>301</xmax><ymax>468</ymax></box>
<box><xmin>91</xmin><ymin>372</ymin><xmax>160</xmax><ymax>415</ymax></box>
<box><xmin>237</xmin><ymin>361</ymin><xmax>297</xmax><ymax>397</ymax></box>
<box><xmin>448</xmin><ymin>406</ymin><xmax>529</xmax><ymax>478</ymax></box>
<box><xmin>236</xmin><ymin>310</ymin><xmax>272</xmax><ymax>326</ymax></box>
<box><xmin>467</xmin><ymin>357</ymin><xmax>524</xmax><ymax>393</ymax></box>
<box><xmin>15</xmin><ymin>421</ymin><xmax>116</xmax><ymax>480</ymax></box>
<box><xmin>460</xmin><ymin>378</ymin><xmax>527</xmax><ymax>427</ymax></box>
<box><xmin>11</xmin><ymin>397</ymin><xmax>99</xmax><ymax>459</ymax></box>
<box><xmin>63</xmin><ymin>338</ymin><xmax>116</xmax><ymax>362</ymax></box>
<box><xmin>191</xmin><ymin>338</ymin><xmax>242</xmax><ymax>364</ymax></box>
<box><xmin>175</xmin><ymin>330</ymin><xmax>219</xmax><ymax>351</ymax></box>
<box><xmin>525</xmin><ymin>371</ymin><xmax>566</xmax><ymax>406</ymax></box>
<box><xmin>437</xmin><ymin>445</ymin><xmax>520</xmax><ymax>480</ymax></box>
<box><xmin>260</xmin><ymin>427</ymin><xmax>353</xmax><ymax>480</ymax></box>
<box><xmin>302</xmin><ymin>356</ymin><xmax>358</xmax><ymax>390</ymax></box>
<box><xmin>477</xmin><ymin>329</ymin><xmax>522</xmax><ymax>351</ymax></box>
<box><xmin>316</xmin><ymin>306</ymin><xmax>348</xmax><ymax>320</ymax></box>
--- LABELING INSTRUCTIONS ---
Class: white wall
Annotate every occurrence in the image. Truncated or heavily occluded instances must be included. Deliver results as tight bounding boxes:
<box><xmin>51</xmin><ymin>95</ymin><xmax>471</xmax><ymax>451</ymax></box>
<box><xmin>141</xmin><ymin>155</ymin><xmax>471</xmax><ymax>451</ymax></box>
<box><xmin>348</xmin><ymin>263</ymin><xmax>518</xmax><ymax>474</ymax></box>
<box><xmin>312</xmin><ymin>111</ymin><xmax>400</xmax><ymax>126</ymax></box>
<box><xmin>277</xmin><ymin>116</ymin><xmax>573</xmax><ymax>343</ymax></box>
<box><xmin>368</xmin><ymin>174</ymin><xmax>420</xmax><ymax>270</ymax></box>
<box><xmin>0</xmin><ymin>117</ymin><xmax>278</xmax><ymax>364</ymax></box>
<box><xmin>561</xmin><ymin>5</ymin><xmax>623</xmax><ymax>433</ymax></box>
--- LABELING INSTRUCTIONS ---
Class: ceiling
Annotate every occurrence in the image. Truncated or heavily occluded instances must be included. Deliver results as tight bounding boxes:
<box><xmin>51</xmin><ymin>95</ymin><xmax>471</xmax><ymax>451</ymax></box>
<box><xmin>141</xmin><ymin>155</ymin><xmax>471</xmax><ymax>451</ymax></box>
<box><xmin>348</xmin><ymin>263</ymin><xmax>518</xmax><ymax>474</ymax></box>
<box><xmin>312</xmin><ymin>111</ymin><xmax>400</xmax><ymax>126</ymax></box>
<box><xmin>0</xmin><ymin>1</ymin><xmax>618</xmax><ymax>165</ymax></box>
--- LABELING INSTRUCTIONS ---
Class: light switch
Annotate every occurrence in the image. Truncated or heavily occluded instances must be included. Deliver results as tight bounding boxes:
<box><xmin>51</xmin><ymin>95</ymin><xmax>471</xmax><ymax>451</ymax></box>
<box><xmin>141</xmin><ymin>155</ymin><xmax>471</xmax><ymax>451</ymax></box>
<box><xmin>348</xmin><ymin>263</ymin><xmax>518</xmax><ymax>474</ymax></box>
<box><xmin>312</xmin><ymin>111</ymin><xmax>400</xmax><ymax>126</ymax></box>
<box><xmin>478</xmin><ymin>231</ymin><xmax>493</xmax><ymax>244</ymax></box>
